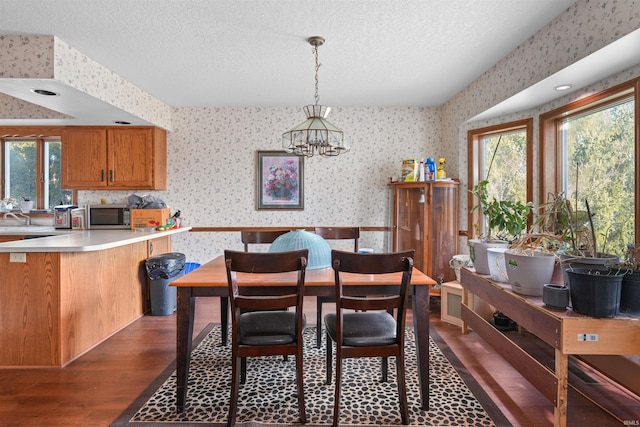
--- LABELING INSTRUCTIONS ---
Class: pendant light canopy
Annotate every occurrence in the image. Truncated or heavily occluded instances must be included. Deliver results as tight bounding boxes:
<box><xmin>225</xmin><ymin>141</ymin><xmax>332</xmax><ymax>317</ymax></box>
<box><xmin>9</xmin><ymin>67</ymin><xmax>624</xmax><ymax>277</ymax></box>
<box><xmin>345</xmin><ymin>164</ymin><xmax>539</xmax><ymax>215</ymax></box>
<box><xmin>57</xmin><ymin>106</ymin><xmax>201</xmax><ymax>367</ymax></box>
<box><xmin>282</xmin><ymin>36</ymin><xmax>350</xmax><ymax>158</ymax></box>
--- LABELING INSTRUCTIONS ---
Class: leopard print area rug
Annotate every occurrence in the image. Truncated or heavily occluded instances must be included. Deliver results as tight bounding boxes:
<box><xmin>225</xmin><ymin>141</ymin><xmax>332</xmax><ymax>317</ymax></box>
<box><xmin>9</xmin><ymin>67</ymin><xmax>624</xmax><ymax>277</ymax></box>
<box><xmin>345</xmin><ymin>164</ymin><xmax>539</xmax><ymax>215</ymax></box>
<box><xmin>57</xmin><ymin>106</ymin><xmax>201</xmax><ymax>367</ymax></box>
<box><xmin>114</xmin><ymin>326</ymin><xmax>508</xmax><ymax>426</ymax></box>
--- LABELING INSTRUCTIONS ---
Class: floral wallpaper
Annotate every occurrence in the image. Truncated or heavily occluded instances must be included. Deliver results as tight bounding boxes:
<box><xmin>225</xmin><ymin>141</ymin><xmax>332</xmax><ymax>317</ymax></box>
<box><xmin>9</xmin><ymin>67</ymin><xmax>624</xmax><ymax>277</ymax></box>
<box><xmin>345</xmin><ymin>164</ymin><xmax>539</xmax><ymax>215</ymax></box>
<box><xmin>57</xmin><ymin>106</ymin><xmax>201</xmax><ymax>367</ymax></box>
<box><xmin>0</xmin><ymin>93</ymin><xmax>72</xmax><ymax>119</ymax></box>
<box><xmin>53</xmin><ymin>36</ymin><xmax>172</xmax><ymax>129</ymax></box>
<box><xmin>0</xmin><ymin>35</ymin><xmax>54</xmax><ymax>79</ymax></box>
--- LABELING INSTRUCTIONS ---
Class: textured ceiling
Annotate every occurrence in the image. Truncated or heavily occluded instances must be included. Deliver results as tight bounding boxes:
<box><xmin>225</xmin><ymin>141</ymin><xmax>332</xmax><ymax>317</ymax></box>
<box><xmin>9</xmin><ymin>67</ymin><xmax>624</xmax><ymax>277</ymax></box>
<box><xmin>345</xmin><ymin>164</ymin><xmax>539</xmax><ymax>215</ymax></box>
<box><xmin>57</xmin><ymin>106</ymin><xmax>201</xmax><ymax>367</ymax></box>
<box><xmin>0</xmin><ymin>0</ymin><xmax>578</xmax><ymax>110</ymax></box>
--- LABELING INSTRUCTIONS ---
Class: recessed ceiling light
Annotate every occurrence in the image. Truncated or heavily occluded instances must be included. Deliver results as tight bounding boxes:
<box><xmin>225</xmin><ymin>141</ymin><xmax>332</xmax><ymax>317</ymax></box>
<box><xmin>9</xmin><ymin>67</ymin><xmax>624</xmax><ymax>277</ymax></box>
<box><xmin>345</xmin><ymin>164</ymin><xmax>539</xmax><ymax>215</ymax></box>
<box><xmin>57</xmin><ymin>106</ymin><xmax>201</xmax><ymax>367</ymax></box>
<box><xmin>31</xmin><ymin>89</ymin><xmax>59</xmax><ymax>96</ymax></box>
<box><xmin>114</xmin><ymin>121</ymin><xmax>131</xmax><ymax>125</ymax></box>
<box><xmin>554</xmin><ymin>84</ymin><xmax>573</xmax><ymax>91</ymax></box>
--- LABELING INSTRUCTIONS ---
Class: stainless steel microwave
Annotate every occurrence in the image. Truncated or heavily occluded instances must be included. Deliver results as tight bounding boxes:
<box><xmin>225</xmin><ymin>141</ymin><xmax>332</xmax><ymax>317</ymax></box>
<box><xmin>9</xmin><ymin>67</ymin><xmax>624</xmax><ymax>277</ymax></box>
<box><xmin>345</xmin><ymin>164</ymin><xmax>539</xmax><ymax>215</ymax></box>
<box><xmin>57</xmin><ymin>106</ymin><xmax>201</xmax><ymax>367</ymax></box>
<box><xmin>87</xmin><ymin>204</ymin><xmax>131</xmax><ymax>229</ymax></box>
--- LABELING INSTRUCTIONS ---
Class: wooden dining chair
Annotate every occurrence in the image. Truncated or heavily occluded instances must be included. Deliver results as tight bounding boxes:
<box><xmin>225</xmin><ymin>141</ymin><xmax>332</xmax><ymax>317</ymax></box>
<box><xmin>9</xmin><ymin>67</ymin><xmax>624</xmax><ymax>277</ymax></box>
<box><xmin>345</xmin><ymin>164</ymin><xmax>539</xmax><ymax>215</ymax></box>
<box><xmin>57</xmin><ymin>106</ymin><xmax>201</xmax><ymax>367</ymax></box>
<box><xmin>324</xmin><ymin>249</ymin><xmax>414</xmax><ymax>427</ymax></box>
<box><xmin>314</xmin><ymin>226</ymin><xmax>360</xmax><ymax>348</ymax></box>
<box><xmin>219</xmin><ymin>230</ymin><xmax>290</xmax><ymax>346</ymax></box>
<box><xmin>241</xmin><ymin>229</ymin><xmax>291</xmax><ymax>252</ymax></box>
<box><xmin>224</xmin><ymin>249</ymin><xmax>308</xmax><ymax>427</ymax></box>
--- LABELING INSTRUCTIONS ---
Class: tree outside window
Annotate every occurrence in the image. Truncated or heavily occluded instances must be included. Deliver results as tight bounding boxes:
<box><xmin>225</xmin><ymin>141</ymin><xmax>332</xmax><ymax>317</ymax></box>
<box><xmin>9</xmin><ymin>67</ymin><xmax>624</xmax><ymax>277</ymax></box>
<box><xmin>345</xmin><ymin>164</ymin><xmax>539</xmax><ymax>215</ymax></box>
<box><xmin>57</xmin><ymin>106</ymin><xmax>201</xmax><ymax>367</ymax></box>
<box><xmin>560</xmin><ymin>97</ymin><xmax>635</xmax><ymax>257</ymax></box>
<box><xmin>468</xmin><ymin>119</ymin><xmax>532</xmax><ymax>239</ymax></box>
<box><xmin>2</xmin><ymin>138</ymin><xmax>72</xmax><ymax>210</ymax></box>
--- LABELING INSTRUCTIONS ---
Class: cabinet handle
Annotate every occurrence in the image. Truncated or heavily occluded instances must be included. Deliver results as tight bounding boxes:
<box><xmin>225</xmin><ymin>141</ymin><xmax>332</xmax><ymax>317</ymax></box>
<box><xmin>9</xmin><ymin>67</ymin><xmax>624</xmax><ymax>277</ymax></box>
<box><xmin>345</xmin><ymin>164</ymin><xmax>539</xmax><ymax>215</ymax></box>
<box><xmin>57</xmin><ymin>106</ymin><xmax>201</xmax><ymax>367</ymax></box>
<box><xmin>101</xmin><ymin>170</ymin><xmax>105</xmax><ymax>182</ymax></box>
<box><xmin>109</xmin><ymin>170</ymin><xmax>113</xmax><ymax>182</ymax></box>
<box><xmin>149</xmin><ymin>242</ymin><xmax>154</xmax><ymax>254</ymax></box>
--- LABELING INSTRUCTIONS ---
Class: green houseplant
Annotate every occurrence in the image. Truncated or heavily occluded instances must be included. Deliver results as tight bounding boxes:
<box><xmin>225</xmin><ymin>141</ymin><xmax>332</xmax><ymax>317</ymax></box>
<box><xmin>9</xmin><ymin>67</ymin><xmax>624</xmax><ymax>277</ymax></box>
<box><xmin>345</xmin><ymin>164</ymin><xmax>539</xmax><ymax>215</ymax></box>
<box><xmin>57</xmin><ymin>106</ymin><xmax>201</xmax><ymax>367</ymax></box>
<box><xmin>470</xmin><ymin>179</ymin><xmax>532</xmax><ymax>242</ymax></box>
<box><xmin>468</xmin><ymin>179</ymin><xmax>532</xmax><ymax>275</ymax></box>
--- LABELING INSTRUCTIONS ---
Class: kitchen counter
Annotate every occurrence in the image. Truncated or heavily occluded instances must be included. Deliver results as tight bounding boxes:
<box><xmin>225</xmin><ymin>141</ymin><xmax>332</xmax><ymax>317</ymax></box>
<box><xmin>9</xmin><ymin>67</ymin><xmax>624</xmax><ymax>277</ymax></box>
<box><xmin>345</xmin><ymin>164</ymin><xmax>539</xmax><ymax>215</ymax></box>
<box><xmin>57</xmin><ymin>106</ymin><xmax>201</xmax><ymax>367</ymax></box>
<box><xmin>0</xmin><ymin>227</ymin><xmax>191</xmax><ymax>252</ymax></box>
<box><xmin>0</xmin><ymin>226</ymin><xmax>191</xmax><ymax>368</ymax></box>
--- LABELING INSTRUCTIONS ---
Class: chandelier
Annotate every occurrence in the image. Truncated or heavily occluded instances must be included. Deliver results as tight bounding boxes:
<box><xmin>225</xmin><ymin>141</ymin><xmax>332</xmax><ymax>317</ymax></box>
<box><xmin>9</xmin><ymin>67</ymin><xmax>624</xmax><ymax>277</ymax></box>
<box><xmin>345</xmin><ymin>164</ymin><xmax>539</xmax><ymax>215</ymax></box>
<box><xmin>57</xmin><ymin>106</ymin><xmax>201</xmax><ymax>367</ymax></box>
<box><xmin>282</xmin><ymin>36</ymin><xmax>351</xmax><ymax>158</ymax></box>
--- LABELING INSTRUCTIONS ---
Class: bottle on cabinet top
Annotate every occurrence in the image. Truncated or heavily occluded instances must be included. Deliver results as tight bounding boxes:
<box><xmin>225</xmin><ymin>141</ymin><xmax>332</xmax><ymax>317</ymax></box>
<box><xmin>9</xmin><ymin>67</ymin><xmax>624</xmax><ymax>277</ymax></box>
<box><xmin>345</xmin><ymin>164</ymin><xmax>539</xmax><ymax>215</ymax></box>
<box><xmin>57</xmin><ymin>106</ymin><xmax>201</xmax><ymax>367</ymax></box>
<box><xmin>425</xmin><ymin>158</ymin><xmax>436</xmax><ymax>181</ymax></box>
<box><xmin>436</xmin><ymin>157</ymin><xmax>446</xmax><ymax>180</ymax></box>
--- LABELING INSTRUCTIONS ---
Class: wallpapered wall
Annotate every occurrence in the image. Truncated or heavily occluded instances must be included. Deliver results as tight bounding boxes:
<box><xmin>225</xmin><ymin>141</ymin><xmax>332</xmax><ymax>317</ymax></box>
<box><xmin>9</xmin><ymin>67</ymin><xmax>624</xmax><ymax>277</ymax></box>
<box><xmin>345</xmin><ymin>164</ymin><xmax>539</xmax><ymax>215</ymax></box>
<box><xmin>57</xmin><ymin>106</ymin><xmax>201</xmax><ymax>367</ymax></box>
<box><xmin>80</xmin><ymin>0</ymin><xmax>640</xmax><ymax>264</ymax></box>
<box><xmin>82</xmin><ymin>106</ymin><xmax>441</xmax><ymax>263</ymax></box>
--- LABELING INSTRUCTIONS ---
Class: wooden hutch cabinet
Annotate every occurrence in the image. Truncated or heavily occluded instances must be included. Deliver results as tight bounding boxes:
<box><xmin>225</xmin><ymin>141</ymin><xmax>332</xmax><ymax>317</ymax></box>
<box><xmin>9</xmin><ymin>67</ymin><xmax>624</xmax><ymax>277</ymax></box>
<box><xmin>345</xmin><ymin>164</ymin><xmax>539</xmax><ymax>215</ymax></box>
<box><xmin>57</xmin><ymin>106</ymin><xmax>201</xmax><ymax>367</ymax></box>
<box><xmin>61</xmin><ymin>126</ymin><xmax>167</xmax><ymax>190</ymax></box>
<box><xmin>389</xmin><ymin>180</ymin><xmax>459</xmax><ymax>295</ymax></box>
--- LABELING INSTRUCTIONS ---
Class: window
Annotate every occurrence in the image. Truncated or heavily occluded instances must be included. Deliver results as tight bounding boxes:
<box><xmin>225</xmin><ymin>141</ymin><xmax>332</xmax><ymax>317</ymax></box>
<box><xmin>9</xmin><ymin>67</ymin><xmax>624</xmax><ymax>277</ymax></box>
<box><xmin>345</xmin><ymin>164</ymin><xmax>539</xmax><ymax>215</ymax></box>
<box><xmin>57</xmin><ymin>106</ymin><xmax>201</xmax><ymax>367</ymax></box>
<box><xmin>1</xmin><ymin>137</ymin><xmax>73</xmax><ymax>210</ymax></box>
<box><xmin>541</xmin><ymin>78</ymin><xmax>638</xmax><ymax>258</ymax></box>
<box><xmin>468</xmin><ymin>119</ymin><xmax>533</xmax><ymax>239</ymax></box>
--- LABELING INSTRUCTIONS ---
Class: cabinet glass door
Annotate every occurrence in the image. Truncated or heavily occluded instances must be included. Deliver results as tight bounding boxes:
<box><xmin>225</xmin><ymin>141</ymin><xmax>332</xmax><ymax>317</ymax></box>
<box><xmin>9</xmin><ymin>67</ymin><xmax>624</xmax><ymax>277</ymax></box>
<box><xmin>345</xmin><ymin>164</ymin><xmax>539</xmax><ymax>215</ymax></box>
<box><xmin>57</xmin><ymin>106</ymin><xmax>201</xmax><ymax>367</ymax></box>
<box><xmin>397</xmin><ymin>186</ymin><xmax>426</xmax><ymax>274</ymax></box>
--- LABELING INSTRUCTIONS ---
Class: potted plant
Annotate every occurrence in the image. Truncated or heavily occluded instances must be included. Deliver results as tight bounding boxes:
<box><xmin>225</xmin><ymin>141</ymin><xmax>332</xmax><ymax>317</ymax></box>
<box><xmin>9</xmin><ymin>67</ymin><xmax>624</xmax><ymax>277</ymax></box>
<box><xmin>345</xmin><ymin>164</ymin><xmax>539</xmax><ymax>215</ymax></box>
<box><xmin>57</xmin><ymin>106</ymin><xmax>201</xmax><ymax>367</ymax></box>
<box><xmin>519</xmin><ymin>192</ymin><xmax>625</xmax><ymax>315</ymax></box>
<box><xmin>1</xmin><ymin>197</ymin><xmax>16</xmax><ymax>212</ymax></box>
<box><xmin>20</xmin><ymin>197</ymin><xmax>34</xmax><ymax>213</ymax></box>
<box><xmin>468</xmin><ymin>179</ymin><xmax>532</xmax><ymax>275</ymax></box>
<box><xmin>538</xmin><ymin>192</ymin><xmax>619</xmax><ymax>280</ymax></box>
<box><xmin>614</xmin><ymin>244</ymin><xmax>640</xmax><ymax>315</ymax></box>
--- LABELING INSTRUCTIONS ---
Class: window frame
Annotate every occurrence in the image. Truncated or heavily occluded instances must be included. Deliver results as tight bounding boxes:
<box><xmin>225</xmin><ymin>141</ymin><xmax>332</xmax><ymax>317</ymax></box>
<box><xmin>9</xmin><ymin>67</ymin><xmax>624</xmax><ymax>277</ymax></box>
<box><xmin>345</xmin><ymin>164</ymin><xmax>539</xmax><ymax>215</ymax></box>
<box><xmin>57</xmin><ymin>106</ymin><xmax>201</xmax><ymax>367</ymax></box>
<box><xmin>540</xmin><ymin>77</ymin><xmax>640</xmax><ymax>245</ymax></box>
<box><xmin>467</xmin><ymin>118</ymin><xmax>533</xmax><ymax>239</ymax></box>
<box><xmin>0</xmin><ymin>127</ymin><xmax>76</xmax><ymax>211</ymax></box>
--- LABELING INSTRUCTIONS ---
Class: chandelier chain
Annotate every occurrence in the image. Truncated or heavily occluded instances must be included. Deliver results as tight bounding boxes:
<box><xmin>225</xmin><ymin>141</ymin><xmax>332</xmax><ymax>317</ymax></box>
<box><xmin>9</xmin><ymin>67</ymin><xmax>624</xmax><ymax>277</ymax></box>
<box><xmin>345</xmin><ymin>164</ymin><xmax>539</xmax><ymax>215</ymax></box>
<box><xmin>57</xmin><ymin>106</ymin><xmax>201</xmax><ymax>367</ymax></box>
<box><xmin>313</xmin><ymin>44</ymin><xmax>321</xmax><ymax>105</ymax></box>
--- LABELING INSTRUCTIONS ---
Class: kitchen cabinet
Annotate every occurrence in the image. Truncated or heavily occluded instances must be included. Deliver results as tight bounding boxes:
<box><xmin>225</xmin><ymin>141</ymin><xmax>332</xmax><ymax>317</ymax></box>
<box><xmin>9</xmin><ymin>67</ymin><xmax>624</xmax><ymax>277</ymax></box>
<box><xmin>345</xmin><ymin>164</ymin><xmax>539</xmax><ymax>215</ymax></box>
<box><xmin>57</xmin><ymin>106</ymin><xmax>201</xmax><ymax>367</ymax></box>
<box><xmin>0</xmin><ymin>228</ymin><xmax>188</xmax><ymax>367</ymax></box>
<box><xmin>148</xmin><ymin>235</ymin><xmax>171</xmax><ymax>257</ymax></box>
<box><xmin>0</xmin><ymin>235</ymin><xmax>24</xmax><ymax>243</ymax></box>
<box><xmin>141</xmin><ymin>235</ymin><xmax>173</xmax><ymax>312</ymax></box>
<box><xmin>389</xmin><ymin>181</ymin><xmax>459</xmax><ymax>295</ymax></box>
<box><xmin>61</xmin><ymin>126</ymin><xmax>167</xmax><ymax>190</ymax></box>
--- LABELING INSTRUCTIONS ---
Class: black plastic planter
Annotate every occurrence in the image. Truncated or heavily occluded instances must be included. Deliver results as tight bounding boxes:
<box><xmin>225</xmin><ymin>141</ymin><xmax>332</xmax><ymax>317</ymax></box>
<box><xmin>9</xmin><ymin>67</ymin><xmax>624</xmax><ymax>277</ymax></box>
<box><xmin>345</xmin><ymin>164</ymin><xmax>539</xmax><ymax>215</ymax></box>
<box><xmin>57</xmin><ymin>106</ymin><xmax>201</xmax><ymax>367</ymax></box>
<box><xmin>621</xmin><ymin>271</ymin><xmax>640</xmax><ymax>315</ymax></box>
<box><xmin>567</xmin><ymin>268</ymin><xmax>624</xmax><ymax>318</ymax></box>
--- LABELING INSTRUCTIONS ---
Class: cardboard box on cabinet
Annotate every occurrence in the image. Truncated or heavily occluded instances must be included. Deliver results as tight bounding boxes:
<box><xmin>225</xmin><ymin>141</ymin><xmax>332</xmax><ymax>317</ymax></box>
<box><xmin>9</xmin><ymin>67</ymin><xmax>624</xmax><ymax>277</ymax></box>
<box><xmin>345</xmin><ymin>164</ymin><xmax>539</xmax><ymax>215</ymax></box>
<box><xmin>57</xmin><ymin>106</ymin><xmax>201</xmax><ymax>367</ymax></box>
<box><xmin>131</xmin><ymin>208</ymin><xmax>170</xmax><ymax>230</ymax></box>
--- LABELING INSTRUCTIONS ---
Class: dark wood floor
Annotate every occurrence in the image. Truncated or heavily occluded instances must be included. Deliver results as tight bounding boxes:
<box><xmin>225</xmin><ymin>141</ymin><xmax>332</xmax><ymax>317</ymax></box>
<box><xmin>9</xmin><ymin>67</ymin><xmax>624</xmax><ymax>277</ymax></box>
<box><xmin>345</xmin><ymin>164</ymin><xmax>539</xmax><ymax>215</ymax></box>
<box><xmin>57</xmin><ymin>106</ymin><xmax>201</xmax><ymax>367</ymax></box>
<box><xmin>0</xmin><ymin>296</ymin><xmax>631</xmax><ymax>426</ymax></box>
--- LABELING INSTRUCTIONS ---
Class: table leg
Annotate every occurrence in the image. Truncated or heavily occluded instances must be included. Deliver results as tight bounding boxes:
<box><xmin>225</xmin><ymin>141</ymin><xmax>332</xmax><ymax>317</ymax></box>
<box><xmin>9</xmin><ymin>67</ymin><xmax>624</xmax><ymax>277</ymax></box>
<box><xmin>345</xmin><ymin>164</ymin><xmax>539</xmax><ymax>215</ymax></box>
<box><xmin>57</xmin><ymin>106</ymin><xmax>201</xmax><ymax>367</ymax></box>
<box><xmin>176</xmin><ymin>287</ymin><xmax>195</xmax><ymax>412</ymax></box>
<box><xmin>412</xmin><ymin>285</ymin><xmax>430</xmax><ymax>410</ymax></box>
<box><xmin>461</xmin><ymin>287</ymin><xmax>469</xmax><ymax>334</ymax></box>
<box><xmin>554</xmin><ymin>349</ymin><xmax>569</xmax><ymax>427</ymax></box>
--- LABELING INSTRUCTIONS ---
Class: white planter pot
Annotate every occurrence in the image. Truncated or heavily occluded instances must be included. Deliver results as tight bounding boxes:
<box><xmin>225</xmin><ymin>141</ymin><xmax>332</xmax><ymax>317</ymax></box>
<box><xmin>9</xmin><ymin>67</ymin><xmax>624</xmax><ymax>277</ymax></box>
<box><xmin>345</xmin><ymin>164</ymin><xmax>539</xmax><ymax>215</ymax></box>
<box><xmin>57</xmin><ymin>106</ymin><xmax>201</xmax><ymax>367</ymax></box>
<box><xmin>487</xmin><ymin>247</ymin><xmax>509</xmax><ymax>283</ymax></box>
<box><xmin>504</xmin><ymin>250</ymin><xmax>556</xmax><ymax>296</ymax></box>
<box><xmin>20</xmin><ymin>200</ymin><xmax>34</xmax><ymax>213</ymax></box>
<box><xmin>468</xmin><ymin>239</ymin><xmax>509</xmax><ymax>275</ymax></box>
<box><xmin>449</xmin><ymin>254</ymin><xmax>472</xmax><ymax>282</ymax></box>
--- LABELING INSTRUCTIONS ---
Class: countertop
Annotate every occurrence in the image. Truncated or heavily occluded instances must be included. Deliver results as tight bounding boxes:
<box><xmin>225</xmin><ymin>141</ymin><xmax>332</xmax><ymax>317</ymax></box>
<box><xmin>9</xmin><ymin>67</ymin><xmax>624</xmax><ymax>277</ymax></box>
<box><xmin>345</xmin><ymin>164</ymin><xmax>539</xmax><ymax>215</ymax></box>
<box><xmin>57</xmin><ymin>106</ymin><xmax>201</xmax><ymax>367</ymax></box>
<box><xmin>0</xmin><ymin>227</ymin><xmax>191</xmax><ymax>252</ymax></box>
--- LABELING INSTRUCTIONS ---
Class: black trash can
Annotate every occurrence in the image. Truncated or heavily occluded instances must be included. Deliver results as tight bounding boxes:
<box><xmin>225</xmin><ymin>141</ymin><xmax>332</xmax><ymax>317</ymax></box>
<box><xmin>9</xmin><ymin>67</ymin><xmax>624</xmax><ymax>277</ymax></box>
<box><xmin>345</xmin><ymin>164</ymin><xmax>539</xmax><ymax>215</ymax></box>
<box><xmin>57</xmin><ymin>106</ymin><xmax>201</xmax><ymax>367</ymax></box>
<box><xmin>145</xmin><ymin>253</ymin><xmax>186</xmax><ymax>315</ymax></box>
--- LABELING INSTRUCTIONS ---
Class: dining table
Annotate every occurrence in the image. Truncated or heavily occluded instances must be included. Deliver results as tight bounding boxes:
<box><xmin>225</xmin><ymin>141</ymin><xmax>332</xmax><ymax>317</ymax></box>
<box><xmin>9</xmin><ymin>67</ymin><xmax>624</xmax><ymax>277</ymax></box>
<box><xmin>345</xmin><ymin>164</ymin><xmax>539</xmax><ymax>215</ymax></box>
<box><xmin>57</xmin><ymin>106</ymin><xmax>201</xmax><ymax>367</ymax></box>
<box><xmin>170</xmin><ymin>255</ymin><xmax>436</xmax><ymax>412</ymax></box>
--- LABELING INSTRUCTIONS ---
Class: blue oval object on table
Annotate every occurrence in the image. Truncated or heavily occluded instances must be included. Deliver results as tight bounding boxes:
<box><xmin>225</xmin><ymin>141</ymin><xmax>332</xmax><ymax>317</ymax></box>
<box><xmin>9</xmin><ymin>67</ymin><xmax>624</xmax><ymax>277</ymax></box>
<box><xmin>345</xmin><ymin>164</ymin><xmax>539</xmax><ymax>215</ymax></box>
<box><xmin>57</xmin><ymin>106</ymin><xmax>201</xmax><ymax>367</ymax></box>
<box><xmin>269</xmin><ymin>229</ymin><xmax>331</xmax><ymax>269</ymax></box>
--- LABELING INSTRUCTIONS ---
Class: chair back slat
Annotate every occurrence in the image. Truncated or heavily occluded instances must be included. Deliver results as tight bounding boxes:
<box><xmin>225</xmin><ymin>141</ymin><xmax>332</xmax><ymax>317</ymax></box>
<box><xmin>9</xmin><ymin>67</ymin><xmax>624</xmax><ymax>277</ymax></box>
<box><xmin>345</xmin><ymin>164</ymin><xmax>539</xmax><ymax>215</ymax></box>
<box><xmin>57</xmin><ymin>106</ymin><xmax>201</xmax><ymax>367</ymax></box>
<box><xmin>332</xmin><ymin>249</ymin><xmax>414</xmax><ymax>274</ymax></box>
<box><xmin>227</xmin><ymin>249</ymin><xmax>307</xmax><ymax>273</ymax></box>
<box><xmin>241</xmin><ymin>230</ymin><xmax>290</xmax><ymax>252</ymax></box>
<box><xmin>236</xmin><ymin>294</ymin><xmax>299</xmax><ymax>311</ymax></box>
<box><xmin>314</xmin><ymin>226</ymin><xmax>359</xmax><ymax>252</ymax></box>
<box><xmin>340</xmin><ymin>295</ymin><xmax>401</xmax><ymax>311</ymax></box>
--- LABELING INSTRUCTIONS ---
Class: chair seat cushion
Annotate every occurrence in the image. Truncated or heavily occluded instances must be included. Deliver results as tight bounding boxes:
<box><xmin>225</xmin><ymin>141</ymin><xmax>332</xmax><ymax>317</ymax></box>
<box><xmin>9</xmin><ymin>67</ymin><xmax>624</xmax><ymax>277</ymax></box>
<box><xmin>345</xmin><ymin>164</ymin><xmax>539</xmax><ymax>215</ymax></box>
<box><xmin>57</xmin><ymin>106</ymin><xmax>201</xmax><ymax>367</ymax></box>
<box><xmin>240</xmin><ymin>311</ymin><xmax>306</xmax><ymax>346</ymax></box>
<box><xmin>324</xmin><ymin>312</ymin><xmax>396</xmax><ymax>346</ymax></box>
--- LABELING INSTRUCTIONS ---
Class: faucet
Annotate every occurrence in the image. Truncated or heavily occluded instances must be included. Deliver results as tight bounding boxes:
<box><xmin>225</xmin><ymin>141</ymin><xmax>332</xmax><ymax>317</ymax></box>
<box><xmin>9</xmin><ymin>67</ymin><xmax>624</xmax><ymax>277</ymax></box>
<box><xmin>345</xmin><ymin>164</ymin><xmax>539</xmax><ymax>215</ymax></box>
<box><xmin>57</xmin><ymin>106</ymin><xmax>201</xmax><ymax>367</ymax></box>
<box><xmin>3</xmin><ymin>212</ymin><xmax>31</xmax><ymax>226</ymax></box>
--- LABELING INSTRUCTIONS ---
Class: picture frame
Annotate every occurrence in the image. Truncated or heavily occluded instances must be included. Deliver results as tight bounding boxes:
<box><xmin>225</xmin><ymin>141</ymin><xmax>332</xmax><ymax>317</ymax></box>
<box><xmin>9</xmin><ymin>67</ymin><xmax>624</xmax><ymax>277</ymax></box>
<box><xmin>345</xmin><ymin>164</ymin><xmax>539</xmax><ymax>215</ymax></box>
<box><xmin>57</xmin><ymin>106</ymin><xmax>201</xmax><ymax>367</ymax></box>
<box><xmin>256</xmin><ymin>151</ymin><xmax>304</xmax><ymax>210</ymax></box>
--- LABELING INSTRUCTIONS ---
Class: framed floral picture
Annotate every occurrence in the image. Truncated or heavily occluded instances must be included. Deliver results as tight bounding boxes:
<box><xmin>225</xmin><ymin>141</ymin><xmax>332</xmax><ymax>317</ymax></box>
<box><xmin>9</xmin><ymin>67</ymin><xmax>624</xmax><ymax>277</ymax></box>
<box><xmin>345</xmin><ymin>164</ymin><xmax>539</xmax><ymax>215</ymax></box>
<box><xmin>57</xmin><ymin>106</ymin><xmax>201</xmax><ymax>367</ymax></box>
<box><xmin>256</xmin><ymin>151</ymin><xmax>304</xmax><ymax>210</ymax></box>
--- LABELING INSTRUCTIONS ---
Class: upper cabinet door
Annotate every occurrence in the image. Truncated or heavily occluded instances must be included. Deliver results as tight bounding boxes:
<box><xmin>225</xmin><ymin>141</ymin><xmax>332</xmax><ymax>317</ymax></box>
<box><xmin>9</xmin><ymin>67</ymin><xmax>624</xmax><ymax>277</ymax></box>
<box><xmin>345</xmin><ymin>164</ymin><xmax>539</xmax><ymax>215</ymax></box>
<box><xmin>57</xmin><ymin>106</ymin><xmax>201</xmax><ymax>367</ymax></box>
<box><xmin>107</xmin><ymin>128</ymin><xmax>154</xmax><ymax>188</ymax></box>
<box><xmin>61</xmin><ymin>128</ymin><xmax>108</xmax><ymax>188</ymax></box>
<box><xmin>61</xmin><ymin>126</ymin><xmax>167</xmax><ymax>190</ymax></box>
